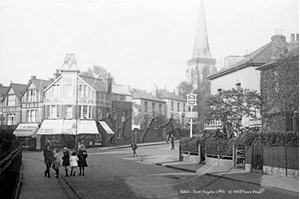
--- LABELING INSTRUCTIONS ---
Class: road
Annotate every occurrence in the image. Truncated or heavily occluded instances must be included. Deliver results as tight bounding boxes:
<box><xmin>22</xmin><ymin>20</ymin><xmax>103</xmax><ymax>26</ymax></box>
<box><xmin>20</xmin><ymin>144</ymin><xmax>298</xmax><ymax>199</ymax></box>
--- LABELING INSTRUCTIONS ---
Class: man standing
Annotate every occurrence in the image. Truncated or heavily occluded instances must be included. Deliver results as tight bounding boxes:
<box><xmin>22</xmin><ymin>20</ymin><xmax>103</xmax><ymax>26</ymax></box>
<box><xmin>43</xmin><ymin>143</ymin><xmax>53</xmax><ymax>178</ymax></box>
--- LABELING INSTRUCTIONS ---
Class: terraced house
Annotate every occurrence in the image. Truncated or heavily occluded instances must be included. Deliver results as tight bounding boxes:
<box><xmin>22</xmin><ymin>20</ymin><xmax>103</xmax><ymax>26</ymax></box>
<box><xmin>37</xmin><ymin>54</ymin><xmax>114</xmax><ymax>148</ymax></box>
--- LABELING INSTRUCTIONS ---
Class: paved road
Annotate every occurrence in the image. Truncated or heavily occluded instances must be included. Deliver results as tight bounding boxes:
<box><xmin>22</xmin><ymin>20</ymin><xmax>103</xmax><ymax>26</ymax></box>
<box><xmin>20</xmin><ymin>144</ymin><xmax>298</xmax><ymax>199</ymax></box>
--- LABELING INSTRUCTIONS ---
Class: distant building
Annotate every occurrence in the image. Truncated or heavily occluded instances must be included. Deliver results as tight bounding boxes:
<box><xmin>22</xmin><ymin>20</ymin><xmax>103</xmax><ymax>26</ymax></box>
<box><xmin>185</xmin><ymin>0</ymin><xmax>216</xmax><ymax>89</ymax></box>
<box><xmin>208</xmin><ymin>33</ymin><xmax>299</xmax><ymax>128</ymax></box>
<box><xmin>1</xmin><ymin>82</ymin><xmax>26</xmax><ymax>126</ymax></box>
<box><xmin>13</xmin><ymin>76</ymin><xmax>52</xmax><ymax>150</ymax></box>
<box><xmin>131</xmin><ymin>88</ymin><xmax>166</xmax><ymax>130</ymax></box>
<box><xmin>208</xmin><ymin>34</ymin><xmax>299</xmax><ymax>95</ymax></box>
<box><xmin>155</xmin><ymin>88</ymin><xmax>187</xmax><ymax>127</ymax></box>
<box><xmin>37</xmin><ymin>54</ymin><xmax>113</xmax><ymax>148</ymax></box>
<box><xmin>0</xmin><ymin>84</ymin><xmax>9</xmax><ymax>125</ymax></box>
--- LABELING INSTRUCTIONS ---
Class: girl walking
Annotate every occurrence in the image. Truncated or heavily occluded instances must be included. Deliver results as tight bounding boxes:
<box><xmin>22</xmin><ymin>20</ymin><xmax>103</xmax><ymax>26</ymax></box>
<box><xmin>62</xmin><ymin>147</ymin><xmax>70</xmax><ymax>177</ymax></box>
<box><xmin>69</xmin><ymin>151</ymin><xmax>78</xmax><ymax>176</ymax></box>
<box><xmin>52</xmin><ymin>148</ymin><xmax>61</xmax><ymax>177</ymax></box>
<box><xmin>43</xmin><ymin>143</ymin><xmax>52</xmax><ymax>178</ymax></box>
<box><xmin>77</xmin><ymin>144</ymin><xmax>88</xmax><ymax>176</ymax></box>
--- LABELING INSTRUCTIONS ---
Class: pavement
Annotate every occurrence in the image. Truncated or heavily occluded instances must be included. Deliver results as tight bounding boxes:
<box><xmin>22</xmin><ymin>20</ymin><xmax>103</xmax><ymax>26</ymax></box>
<box><xmin>97</xmin><ymin>141</ymin><xmax>299</xmax><ymax>194</ymax></box>
<box><xmin>17</xmin><ymin>141</ymin><xmax>299</xmax><ymax>199</ymax></box>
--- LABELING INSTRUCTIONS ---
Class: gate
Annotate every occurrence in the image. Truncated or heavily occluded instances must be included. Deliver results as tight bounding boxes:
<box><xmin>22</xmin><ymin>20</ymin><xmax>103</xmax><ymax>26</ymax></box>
<box><xmin>252</xmin><ymin>142</ymin><xmax>263</xmax><ymax>171</ymax></box>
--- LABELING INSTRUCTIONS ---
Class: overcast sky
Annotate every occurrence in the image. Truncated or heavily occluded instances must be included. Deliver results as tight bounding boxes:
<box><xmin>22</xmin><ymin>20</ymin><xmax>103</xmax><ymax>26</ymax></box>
<box><xmin>0</xmin><ymin>0</ymin><xmax>298</xmax><ymax>92</ymax></box>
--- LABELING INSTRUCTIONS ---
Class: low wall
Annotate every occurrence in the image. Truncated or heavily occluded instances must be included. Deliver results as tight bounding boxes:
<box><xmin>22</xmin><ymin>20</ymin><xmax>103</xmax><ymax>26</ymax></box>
<box><xmin>182</xmin><ymin>153</ymin><xmax>201</xmax><ymax>164</ymax></box>
<box><xmin>205</xmin><ymin>156</ymin><xmax>234</xmax><ymax>168</ymax></box>
<box><xmin>263</xmin><ymin>166</ymin><xmax>299</xmax><ymax>179</ymax></box>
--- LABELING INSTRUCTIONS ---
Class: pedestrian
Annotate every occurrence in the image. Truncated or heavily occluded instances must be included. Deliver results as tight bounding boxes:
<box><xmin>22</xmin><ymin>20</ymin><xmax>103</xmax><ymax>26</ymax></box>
<box><xmin>69</xmin><ymin>151</ymin><xmax>78</xmax><ymax>176</ymax></box>
<box><xmin>131</xmin><ymin>141</ymin><xmax>138</xmax><ymax>157</ymax></box>
<box><xmin>52</xmin><ymin>148</ymin><xmax>61</xmax><ymax>177</ymax></box>
<box><xmin>166</xmin><ymin>133</ymin><xmax>169</xmax><ymax>144</ymax></box>
<box><xmin>62</xmin><ymin>147</ymin><xmax>70</xmax><ymax>177</ymax></box>
<box><xmin>170</xmin><ymin>134</ymin><xmax>175</xmax><ymax>150</ymax></box>
<box><xmin>43</xmin><ymin>143</ymin><xmax>53</xmax><ymax>178</ymax></box>
<box><xmin>77</xmin><ymin>144</ymin><xmax>88</xmax><ymax>176</ymax></box>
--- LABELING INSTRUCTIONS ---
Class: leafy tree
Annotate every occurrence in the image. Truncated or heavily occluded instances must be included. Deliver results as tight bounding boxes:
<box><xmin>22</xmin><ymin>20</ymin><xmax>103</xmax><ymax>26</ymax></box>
<box><xmin>177</xmin><ymin>81</ymin><xmax>193</xmax><ymax>99</ymax></box>
<box><xmin>81</xmin><ymin>65</ymin><xmax>114</xmax><ymax>80</ymax></box>
<box><xmin>206</xmin><ymin>88</ymin><xmax>262</xmax><ymax>137</ymax></box>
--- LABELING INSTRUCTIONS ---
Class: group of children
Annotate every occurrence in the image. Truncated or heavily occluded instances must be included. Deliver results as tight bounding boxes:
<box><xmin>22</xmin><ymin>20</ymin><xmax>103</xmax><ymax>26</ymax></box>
<box><xmin>43</xmin><ymin>143</ymin><xmax>88</xmax><ymax>178</ymax></box>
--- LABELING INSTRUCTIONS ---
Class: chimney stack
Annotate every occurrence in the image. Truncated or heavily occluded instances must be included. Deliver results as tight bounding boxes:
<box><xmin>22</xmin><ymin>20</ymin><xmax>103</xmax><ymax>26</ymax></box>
<box><xmin>49</xmin><ymin>78</ymin><xmax>54</xmax><ymax>82</ymax></box>
<box><xmin>31</xmin><ymin>75</ymin><xmax>36</xmax><ymax>79</ymax></box>
<box><xmin>53</xmin><ymin>69</ymin><xmax>61</xmax><ymax>79</ymax></box>
<box><xmin>152</xmin><ymin>85</ymin><xmax>157</xmax><ymax>97</ymax></box>
<box><xmin>291</xmin><ymin>34</ymin><xmax>295</xmax><ymax>42</ymax></box>
<box><xmin>104</xmin><ymin>77</ymin><xmax>113</xmax><ymax>94</ymax></box>
<box><xmin>271</xmin><ymin>34</ymin><xmax>288</xmax><ymax>60</ymax></box>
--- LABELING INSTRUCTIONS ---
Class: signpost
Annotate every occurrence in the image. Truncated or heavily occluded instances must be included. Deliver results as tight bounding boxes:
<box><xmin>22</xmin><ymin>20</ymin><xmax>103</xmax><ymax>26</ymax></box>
<box><xmin>186</xmin><ymin>93</ymin><xmax>197</xmax><ymax>137</ymax></box>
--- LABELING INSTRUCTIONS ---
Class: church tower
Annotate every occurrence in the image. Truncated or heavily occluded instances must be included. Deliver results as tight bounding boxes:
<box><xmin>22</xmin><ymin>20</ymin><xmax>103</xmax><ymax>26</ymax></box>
<box><xmin>186</xmin><ymin>0</ymin><xmax>216</xmax><ymax>89</ymax></box>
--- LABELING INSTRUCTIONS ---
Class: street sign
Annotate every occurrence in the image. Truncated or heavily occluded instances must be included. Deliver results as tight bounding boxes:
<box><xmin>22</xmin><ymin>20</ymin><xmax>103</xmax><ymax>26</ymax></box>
<box><xmin>187</xmin><ymin>93</ymin><xmax>197</xmax><ymax>106</ymax></box>
<box><xmin>204</xmin><ymin>119</ymin><xmax>223</xmax><ymax>130</ymax></box>
<box><xmin>185</xmin><ymin>111</ymin><xmax>198</xmax><ymax>118</ymax></box>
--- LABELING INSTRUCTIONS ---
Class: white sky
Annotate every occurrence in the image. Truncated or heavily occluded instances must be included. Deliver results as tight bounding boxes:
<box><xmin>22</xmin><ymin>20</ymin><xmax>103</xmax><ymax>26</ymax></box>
<box><xmin>0</xmin><ymin>0</ymin><xmax>298</xmax><ymax>92</ymax></box>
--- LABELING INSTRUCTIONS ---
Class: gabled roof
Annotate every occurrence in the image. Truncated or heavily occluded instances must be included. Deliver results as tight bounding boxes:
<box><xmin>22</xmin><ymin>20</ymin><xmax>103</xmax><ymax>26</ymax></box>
<box><xmin>0</xmin><ymin>85</ymin><xmax>9</xmax><ymax>101</ymax></box>
<box><xmin>21</xmin><ymin>78</ymin><xmax>52</xmax><ymax>98</ymax></box>
<box><xmin>2</xmin><ymin>83</ymin><xmax>27</xmax><ymax>102</ymax></box>
<box><xmin>60</xmin><ymin>53</ymin><xmax>79</xmax><ymax>72</ymax></box>
<box><xmin>131</xmin><ymin>88</ymin><xmax>165</xmax><ymax>102</ymax></box>
<box><xmin>157</xmin><ymin>89</ymin><xmax>185</xmax><ymax>102</ymax></box>
<box><xmin>79</xmin><ymin>75</ymin><xmax>107</xmax><ymax>92</ymax></box>
<box><xmin>257</xmin><ymin>47</ymin><xmax>299</xmax><ymax>71</ymax></box>
<box><xmin>112</xmin><ymin>84</ymin><xmax>131</xmax><ymax>96</ymax></box>
<box><xmin>207</xmin><ymin>42</ymin><xmax>272</xmax><ymax>80</ymax></box>
<box><xmin>208</xmin><ymin>41</ymin><xmax>299</xmax><ymax>80</ymax></box>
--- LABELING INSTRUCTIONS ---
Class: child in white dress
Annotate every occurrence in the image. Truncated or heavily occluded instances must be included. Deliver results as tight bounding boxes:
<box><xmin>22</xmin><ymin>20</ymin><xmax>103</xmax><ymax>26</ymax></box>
<box><xmin>69</xmin><ymin>151</ymin><xmax>79</xmax><ymax>176</ymax></box>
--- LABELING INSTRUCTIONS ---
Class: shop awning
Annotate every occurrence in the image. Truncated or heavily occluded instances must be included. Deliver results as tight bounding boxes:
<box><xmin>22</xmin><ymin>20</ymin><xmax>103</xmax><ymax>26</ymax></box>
<box><xmin>37</xmin><ymin>120</ymin><xmax>63</xmax><ymax>135</ymax></box>
<box><xmin>37</xmin><ymin>119</ymin><xmax>99</xmax><ymax>135</ymax></box>
<box><xmin>99</xmin><ymin>121</ymin><xmax>115</xmax><ymax>134</ymax></box>
<box><xmin>13</xmin><ymin>123</ymin><xmax>39</xmax><ymax>137</ymax></box>
<box><xmin>78</xmin><ymin>120</ymin><xmax>99</xmax><ymax>134</ymax></box>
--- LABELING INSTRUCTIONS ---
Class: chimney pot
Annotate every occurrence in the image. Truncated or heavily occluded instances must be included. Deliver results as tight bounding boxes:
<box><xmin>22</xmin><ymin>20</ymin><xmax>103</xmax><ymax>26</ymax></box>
<box><xmin>291</xmin><ymin>34</ymin><xmax>295</xmax><ymax>42</ymax></box>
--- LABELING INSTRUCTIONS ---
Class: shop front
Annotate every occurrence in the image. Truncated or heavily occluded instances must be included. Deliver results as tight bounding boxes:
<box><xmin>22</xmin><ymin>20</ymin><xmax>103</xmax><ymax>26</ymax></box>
<box><xmin>13</xmin><ymin>123</ymin><xmax>40</xmax><ymax>150</ymax></box>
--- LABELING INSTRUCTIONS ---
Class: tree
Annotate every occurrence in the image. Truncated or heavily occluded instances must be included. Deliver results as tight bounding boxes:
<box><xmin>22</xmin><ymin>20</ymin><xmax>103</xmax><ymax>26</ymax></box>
<box><xmin>206</xmin><ymin>88</ymin><xmax>262</xmax><ymax>137</ymax></box>
<box><xmin>177</xmin><ymin>81</ymin><xmax>193</xmax><ymax>99</ymax></box>
<box><xmin>81</xmin><ymin>65</ymin><xmax>114</xmax><ymax>80</ymax></box>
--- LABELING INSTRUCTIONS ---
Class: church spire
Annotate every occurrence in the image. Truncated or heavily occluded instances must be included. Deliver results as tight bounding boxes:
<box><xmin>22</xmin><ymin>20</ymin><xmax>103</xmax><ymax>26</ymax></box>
<box><xmin>191</xmin><ymin>0</ymin><xmax>212</xmax><ymax>59</ymax></box>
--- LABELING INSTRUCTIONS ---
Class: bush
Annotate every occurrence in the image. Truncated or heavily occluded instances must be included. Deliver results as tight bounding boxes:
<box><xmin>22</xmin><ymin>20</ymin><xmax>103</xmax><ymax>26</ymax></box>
<box><xmin>236</xmin><ymin>130</ymin><xmax>298</xmax><ymax>147</ymax></box>
<box><xmin>180</xmin><ymin>136</ymin><xmax>205</xmax><ymax>160</ymax></box>
<box><xmin>205</xmin><ymin>138</ymin><xmax>233</xmax><ymax>156</ymax></box>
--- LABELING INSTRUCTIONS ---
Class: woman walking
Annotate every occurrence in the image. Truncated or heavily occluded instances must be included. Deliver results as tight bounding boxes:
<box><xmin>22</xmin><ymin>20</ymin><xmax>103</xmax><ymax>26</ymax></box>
<box><xmin>43</xmin><ymin>143</ymin><xmax>53</xmax><ymax>178</ymax></box>
<box><xmin>77</xmin><ymin>144</ymin><xmax>88</xmax><ymax>176</ymax></box>
<box><xmin>62</xmin><ymin>147</ymin><xmax>70</xmax><ymax>177</ymax></box>
<box><xmin>52</xmin><ymin>148</ymin><xmax>61</xmax><ymax>177</ymax></box>
<box><xmin>69</xmin><ymin>151</ymin><xmax>78</xmax><ymax>176</ymax></box>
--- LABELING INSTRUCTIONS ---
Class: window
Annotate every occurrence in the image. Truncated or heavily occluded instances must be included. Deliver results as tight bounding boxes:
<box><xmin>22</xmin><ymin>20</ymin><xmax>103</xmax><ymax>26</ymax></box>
<box><xmin>7</xmin><ymin>114</ymin><xmax>15</xmax><ymax>125</ymax></box>
<box><xmin>66</xmin><ymin>106</ymin><xmax>72</xmax><ymax>118</ymax></box>
<box><xmin>79</xmin><ymin>85</ymin><xmax>87</xmax><ymax>97</ymax></box>
<box><xmin>53</xmin><ymin>84</ymin><xmax>60</xmax><ymax>97</ymax></box>
<box><xmin>27</xmin><ymin>110</ymin><xmax>37</xmax><ymax>123</ymax></box>
<box><xmin>236</xmin><ymin>83</ymin><xmax>241</xmax><ymax>91</ymax></box>
<box><xmin>144</xmin><ymin>101</ymin><xmax>148</xmax><ymax>112</ymax></box>
<box><xmin>27</xmin><ymin>89</ymin><xmax>38</xmax><ymax>102</ymax></box>
<box><xmin>183</xmin><ymin>103</ymin><xmax>186</xmax><ymax>112</ymax></box>
<box><xmin>177</xmin><ymin>102</ymin><xmax>180</xmax><ymax>111</ymax></box>
<box><xmin>152</xmin><ymin>103</ymin><xmax>155</xmax><ymax>112</ymax></box>
<box><xmin>171</xmin><ymin>101</ymin><xmax>174</xmax><ymax>110</ymax></box>
<box><xmin>50</xmin><ymin>105</ymin><xmax>59</xmax><ymax>118</ymax></box>
<box><xmin>66</xmin><ymin>84</ymin><xmax>73</xmax><ymax>97</ymax></box>
<box><xmin>159</xmin><ymin>104</ymin><xmax>162</xmax><ymax>113</ymax></box>
<box><xmin>79</xmin><ymin>106</ymin><xmax>92</xmax><ymax>119</ymax></box>
<box><xmin>7</xmin><ymin>95</ymin><xmax>16</xmax><ymax>106</ymax></box>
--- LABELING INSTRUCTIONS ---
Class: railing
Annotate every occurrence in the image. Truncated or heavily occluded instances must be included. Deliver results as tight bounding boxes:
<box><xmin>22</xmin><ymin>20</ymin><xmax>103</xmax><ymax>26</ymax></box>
<box><xmin>0</xmin><ymin>145</ymin><xmax>22</xmax><ymax>199</ymax></box>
